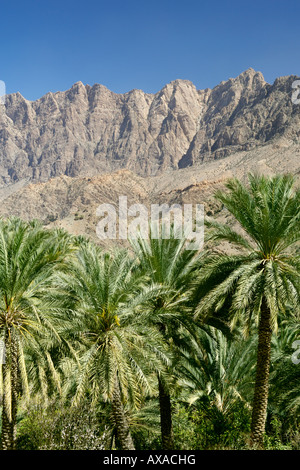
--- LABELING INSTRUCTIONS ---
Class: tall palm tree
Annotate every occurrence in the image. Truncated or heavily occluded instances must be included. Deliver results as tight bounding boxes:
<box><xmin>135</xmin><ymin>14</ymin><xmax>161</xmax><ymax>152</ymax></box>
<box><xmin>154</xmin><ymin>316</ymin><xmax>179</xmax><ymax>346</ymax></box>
<box><xmin>130</xmin><ymin>228</ymin><xmax>202</xmax><ymax>449</ymax></box>
<box><xmin>0</xmin><ymin>218</ymin><xmax>72</xmax><ymax>450</ymax></box>
<box><xmin>194</xmin><ymin>174</ymin><xmax>300</xmax><ymax>447</ymax></box>
<box><xmin>58</xmin><ymin>243</ymin><xmax>168</xmax><ymax>451</ymax></box>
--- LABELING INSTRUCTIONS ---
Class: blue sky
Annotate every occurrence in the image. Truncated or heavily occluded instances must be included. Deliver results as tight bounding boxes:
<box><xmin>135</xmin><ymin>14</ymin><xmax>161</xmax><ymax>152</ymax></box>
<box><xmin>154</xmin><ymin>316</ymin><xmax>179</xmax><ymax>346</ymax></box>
<box><xmin>1</xmin><ymin>0</ymin><xmax>300</xmax><ymax>100</ymax></box>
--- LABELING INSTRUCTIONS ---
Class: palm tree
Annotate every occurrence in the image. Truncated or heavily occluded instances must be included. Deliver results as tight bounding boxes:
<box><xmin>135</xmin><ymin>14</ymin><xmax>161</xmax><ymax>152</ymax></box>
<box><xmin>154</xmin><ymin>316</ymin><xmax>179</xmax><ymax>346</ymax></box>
<box><xmin>57</xmin><ymin>243</ymin><xmax>168</xmax><ymax>450</ymax></box>
<box><xmin>0</xmin><ymin>218</ymin><xmax>72</xmax><ymax>450</ymax></box>
<box><xmin>194</xmin><ymin>174</ymin><xmax>300</xmax><ymax>447</ymax></box>
<box><xmin>130</xmin><ymin>227</ymin><xmax>202</xmax><ymax>449</ymax></box>
<box><xmin>267</xmin><ymin>319</ymin><xmax>300</xmax><ymax>444</ymax></box>
<box><xmin>179</xmin><ymin>326</ymin><xmax>256</xmax><ymax>446</ymax></box>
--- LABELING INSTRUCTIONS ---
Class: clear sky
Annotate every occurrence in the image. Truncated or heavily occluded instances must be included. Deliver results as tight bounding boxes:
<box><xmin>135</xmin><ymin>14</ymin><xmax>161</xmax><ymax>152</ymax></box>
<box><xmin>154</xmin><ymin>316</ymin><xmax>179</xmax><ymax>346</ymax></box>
<box><xmin>1</xmin><ymin>0</ymin><xmax>300</xmax><ymax>101</ymax></box>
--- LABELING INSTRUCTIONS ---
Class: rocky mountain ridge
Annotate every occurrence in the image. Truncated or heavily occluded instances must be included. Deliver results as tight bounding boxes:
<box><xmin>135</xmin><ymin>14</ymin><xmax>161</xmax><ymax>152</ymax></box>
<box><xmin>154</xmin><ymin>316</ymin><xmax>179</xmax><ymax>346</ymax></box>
<box><xmin>0</xmin><ymin>68</ymin><xmax>299</xmax><ymax>187</ymax></box>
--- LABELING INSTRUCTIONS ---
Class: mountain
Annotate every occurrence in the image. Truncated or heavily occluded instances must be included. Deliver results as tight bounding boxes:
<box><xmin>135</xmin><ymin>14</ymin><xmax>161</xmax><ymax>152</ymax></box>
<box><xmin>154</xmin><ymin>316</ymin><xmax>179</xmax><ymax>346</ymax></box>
<box><xmin>0</xmin><ymin>68</ymin><xmax>299</xmax><ymax>244</ymax></box>
<box><xmin>0</xmin><ymin>137</ymin><xmax>299</xmax><ymax>247</ymax></box>
<box><xmin>0</xmin><ymin>68</ymin><xmax>299</xmax><ymax>188</ymax></box>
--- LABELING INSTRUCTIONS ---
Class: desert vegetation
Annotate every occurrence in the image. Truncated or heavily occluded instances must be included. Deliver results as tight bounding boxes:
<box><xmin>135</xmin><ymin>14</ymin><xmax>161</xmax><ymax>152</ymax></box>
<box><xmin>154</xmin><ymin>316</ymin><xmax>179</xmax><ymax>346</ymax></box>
<box><xmin>0</xmin><ymin>174</ymin><xmax>299</xmax><ymax>450</ymax></box>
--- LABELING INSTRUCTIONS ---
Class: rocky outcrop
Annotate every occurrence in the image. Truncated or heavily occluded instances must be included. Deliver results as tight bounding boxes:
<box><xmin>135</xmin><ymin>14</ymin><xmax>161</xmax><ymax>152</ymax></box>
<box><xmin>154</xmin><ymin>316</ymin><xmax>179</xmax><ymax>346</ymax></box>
<box><xmin>0</xmin><ymin>68</ymin><xmax>299</xmax><ymax>186</ymax></box>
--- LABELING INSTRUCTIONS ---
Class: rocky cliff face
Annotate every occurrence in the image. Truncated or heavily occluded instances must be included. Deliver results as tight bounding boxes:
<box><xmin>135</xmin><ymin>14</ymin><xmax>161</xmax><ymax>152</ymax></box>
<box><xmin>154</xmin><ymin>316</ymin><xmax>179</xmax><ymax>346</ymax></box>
<box><xmin>0</xmin><ymin>68</ymin><xmax>299</xmax><ymax>186</ymax></box>
<box><xmin>179</xmin><ymin>71</ymin><xmax>300</xmax><ymax>167</ymax></box>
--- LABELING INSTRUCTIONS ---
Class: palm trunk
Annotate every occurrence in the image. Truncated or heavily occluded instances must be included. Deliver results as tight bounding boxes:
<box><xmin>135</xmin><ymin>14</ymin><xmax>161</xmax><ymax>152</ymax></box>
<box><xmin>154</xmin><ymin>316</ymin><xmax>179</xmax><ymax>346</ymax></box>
<box><xmin>158</xmin><ymin>375</ymin><xmax>174</xmax><ymax>450</ymax></box>
<box><xmin>250</xmin><ymin>299</ymin><xmax>272</xmax><ymax>448</ymax></box>
<box><xmin>111</xmin><ymin>376</ymin><xmax>135</xmax><ymax>450</ymax></box>
<box><xmin>1</xmin><ymin>330</ymin><xmax>19</xmax><ymax>450</ymax></box>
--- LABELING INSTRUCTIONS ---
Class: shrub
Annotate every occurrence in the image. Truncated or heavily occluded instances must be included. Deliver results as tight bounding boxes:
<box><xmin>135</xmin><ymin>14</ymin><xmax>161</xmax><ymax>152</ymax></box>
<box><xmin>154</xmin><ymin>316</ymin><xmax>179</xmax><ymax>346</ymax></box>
<box><xmin>16</xmin><ymin>401</ymin><xmax>110</xmax><ymax>450</ymax></box>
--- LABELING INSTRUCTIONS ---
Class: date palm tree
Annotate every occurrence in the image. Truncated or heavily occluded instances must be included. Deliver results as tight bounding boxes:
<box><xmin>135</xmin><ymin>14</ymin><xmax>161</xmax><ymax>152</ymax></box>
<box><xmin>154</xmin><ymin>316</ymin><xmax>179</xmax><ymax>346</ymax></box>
<box><xmin>268</xmin><ymin>319</ymin><xmax>300</xmax><ymax>442</ymax></box>
<box><xmin>194</xmin><ymin>174</ymin><xmax>300</xmax><ymax>447</ymax></box>
<box><xmin>179</xmin><ymin>326</ymin><xmax>256</xmax><ymax>444</ymax></box>
<box><xmin>57</xmin><ymin>243</ymin><xmax>169</xmax><ymax>450</ymax></box>
<box><xmin>0</xmin><ymin>218</ymin><xmax>73</xmax><ymax>450</ymax></box>
<box><xmin>130</xmin><ymin>228</ymin><xmax>202</xmax><ymax>449</ymax></box>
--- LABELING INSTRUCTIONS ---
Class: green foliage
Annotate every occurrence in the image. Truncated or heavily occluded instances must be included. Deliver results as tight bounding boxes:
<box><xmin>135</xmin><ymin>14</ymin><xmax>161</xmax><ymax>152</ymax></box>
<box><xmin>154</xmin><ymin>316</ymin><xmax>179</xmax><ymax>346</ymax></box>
<box><xmin>55</xmin><ymin>244</ymin><xmax>169</xmax><ymax>407</ymax></box>
<box><xmin>172</xmin><ymin>401</ymin><xmax>251</xmax><ymax>450</ymax></box>
<box><xmin>264</xmin><ymin>416</ymin><xmax>293</xmax><ymax>450</ymax></box>
<box><xmin>0</xmin><ymin>173</ymin><xmax>299</xmax><ymax>450</ymax></box>
<box><xmin>193</xmin><ymin>174</ymin><xmax>300</xmax><ymax>446</ymax></box>
<box><xmin>198</xmin><ymin>174</ymin><xmax>300</xmax><ymax>332</ymax></box>
<box><xmin>16</xmin><ymin>400</ymin><xmax>109</xmax><ymax>450</ymax></box>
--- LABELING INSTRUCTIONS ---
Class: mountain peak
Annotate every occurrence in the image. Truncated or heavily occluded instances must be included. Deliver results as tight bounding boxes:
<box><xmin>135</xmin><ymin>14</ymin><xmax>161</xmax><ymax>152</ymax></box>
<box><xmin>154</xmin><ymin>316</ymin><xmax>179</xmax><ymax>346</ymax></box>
<box><xmin>0</xmin><ymin>71</ymin><xmax>299</xmax><ymax>186</ymax></box>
